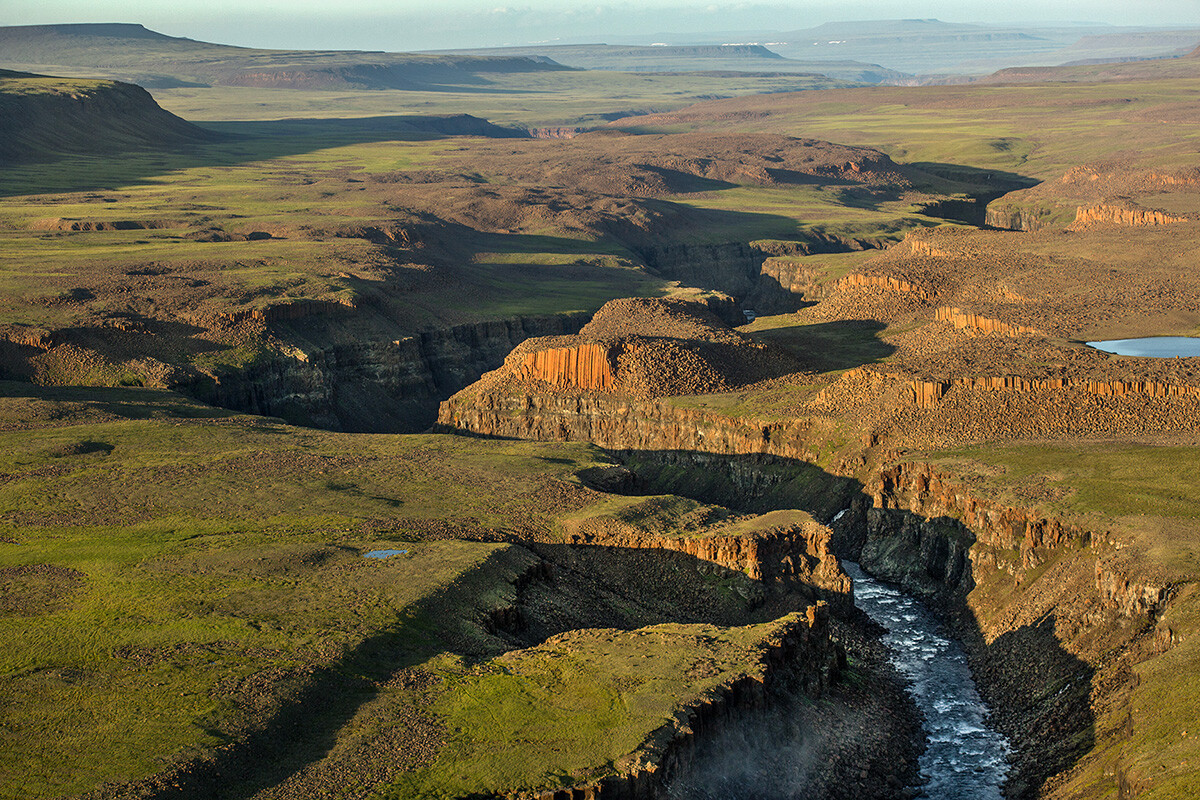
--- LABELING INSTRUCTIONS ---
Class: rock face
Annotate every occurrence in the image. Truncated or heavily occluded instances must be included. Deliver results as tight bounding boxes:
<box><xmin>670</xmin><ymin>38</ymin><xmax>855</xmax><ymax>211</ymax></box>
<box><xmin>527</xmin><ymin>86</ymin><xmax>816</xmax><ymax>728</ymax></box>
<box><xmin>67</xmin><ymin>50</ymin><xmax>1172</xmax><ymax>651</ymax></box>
<box><xmin>440</xmin><ymin>390</ymin><xmax>818</xmax><ymax>461</ymax></box>
<box><xmin>904</xmin><ymin>372</ymin><xmax>1200</xmax><ymax>409</ymax></box>
<box><xmin>637</xmin><ymin>235</ymin><xmax>886</xmax><ymax>313</ymax></box>
<box><xmin>836</xmin><ymin>272</ymin><xmax>932</xmax><ymax>299</ymax></box>
<box><xmin>1070</xmin><ymin>203</ymin><xmax>1190</xmax><ymax>228</ymax></box>
<box><xmin>933</xmin><ymin>306</ymin><xmax>1040</xmax><ymax>336</ymax></box>
<box><xmin>199</xmin><ymin>312</ymin><xmax>590</xmax><ymax>432</ymax></box>
<box><xmin>517</xmin><ymin>342</ymin><xmax>618</xmax><ymax>392</ymax></box>
<box><xmin>563</xmin><ymin>510</ymin><xmax>853</xmax><ymax>602</ymax></box>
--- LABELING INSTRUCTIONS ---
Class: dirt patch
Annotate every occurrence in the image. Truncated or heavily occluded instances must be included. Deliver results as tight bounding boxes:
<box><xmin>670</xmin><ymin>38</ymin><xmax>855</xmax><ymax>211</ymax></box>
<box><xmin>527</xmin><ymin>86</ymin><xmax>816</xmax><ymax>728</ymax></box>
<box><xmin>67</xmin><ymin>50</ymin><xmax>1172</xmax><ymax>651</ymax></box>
<box><xmin>0</xmin><ymin>563</ymin><xmax>86</xmax><ymax>615</ymax></box>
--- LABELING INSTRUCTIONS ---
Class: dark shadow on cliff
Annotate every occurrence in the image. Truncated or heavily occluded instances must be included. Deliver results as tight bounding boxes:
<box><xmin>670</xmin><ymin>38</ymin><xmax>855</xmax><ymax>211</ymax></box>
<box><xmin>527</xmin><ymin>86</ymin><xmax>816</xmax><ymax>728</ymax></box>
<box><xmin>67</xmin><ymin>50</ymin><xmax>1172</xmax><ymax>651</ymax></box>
<box><xmin>111</xmin><ymin>538</ymin><xmax>831</xmax><ymax>799</ymax></box>
<box><xmin>606</xmin><ymin>447</ymin><xmax>1096</xmax><ymax>799</ymax></box>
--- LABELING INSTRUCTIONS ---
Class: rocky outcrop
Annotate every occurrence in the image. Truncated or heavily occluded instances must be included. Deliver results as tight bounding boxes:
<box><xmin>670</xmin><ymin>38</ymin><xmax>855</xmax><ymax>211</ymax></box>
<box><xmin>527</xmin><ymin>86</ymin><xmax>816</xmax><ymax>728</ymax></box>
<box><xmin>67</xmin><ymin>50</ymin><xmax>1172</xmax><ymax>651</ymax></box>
<box><xmin>836</xmin><ymin>272</ymin><xmax>933</xmax><ymax>299</ymax></box>
<box><xmin>29</xmin><ymin>218</ymin><xmax>180</xmax><ymax>232</ymax></box>
<box><xmin>933</xmin><ymin>306</ymin><xmax>1040</xmax><ymax>336</ymax></box>
<box><xmin>527</xmin><ymin>127</ymin><xmax>585</xmax><ymax>139</ymax></box>
<box><xmin>637</xmin><ymin>236</ymin><xmax>888</xmax><ymax>313</ymax></box>
<box><xmin>516</xmin><ymin>342</ymin><xmax>618</xmax><ymax>392</ymax></box>
<box><xmin>983</xmin><ymin>204</ymin><xmax>1064</xmax><ymax>232</ymax></box>
<box><xmin>905</xmin><ymin>372</ymin><xmax>1200</xmax><ymax>409</ymax></box>
<box><xmin>1070</xmin><ymin>204</ymin><xmax>1189</xmax><ymax>228</ymax></box>
<box><xmin>563</xmin><ymin>513</ymin><xmax>852</xmax><ymax>601</ymax></box>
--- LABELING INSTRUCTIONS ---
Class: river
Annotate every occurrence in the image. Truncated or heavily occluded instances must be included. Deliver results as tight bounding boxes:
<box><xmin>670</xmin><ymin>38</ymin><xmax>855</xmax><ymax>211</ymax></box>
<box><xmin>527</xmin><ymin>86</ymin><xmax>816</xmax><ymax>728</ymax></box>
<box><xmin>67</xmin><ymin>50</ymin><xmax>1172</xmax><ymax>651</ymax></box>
<box><xmin>843</xmin><ymin>561</ymin><xmax>1010</xmax><ymax>799</ymax></box>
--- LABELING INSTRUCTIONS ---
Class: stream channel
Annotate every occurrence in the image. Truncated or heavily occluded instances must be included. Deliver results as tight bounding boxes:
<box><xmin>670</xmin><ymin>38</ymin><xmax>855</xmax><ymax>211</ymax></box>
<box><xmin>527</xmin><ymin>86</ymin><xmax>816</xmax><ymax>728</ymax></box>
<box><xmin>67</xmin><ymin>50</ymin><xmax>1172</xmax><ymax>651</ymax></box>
<box><xmin>843</xmin><ymin>561</ymin><xmax>1010</xmax><ymax>799</ymax></box>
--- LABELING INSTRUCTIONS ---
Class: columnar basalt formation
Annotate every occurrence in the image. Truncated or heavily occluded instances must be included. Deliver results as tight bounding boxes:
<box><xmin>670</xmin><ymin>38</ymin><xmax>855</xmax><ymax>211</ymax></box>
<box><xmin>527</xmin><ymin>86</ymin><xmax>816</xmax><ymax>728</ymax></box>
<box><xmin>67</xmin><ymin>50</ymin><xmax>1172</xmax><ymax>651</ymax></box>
<box><xmin>517</xmin><ymin>342</ymin><xmax>619</xmax><ymax>391</ymax></box>
<box><xmin>835</xmin><ymin>272</ymin><xmax>934</xmax><ymax>299</ymax></box>
<box><xmin>1070</xmin><ymin>204</ymin><xmax>1190</xmax><ymax>228</ymax></box>
<box><xmin>933</xmin><ymin>306</ymin><xmax>1041</xmax><ymax>336</ymax></box>
<box><xmin>905</xmin><ymin>373</ymin><xmax>1200</xmax><ymax>410</ymax></box>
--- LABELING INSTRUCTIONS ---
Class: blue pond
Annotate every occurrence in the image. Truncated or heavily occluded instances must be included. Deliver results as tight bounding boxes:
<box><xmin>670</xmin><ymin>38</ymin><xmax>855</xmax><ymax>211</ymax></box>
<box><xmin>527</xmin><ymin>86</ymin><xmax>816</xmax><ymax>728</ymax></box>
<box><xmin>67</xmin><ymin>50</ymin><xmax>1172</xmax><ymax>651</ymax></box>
<box><xmin>1087</xmin><ymin>337</ymin><xmax>1200</xmax><ymax>357</ymax></box>
<box><xmin>363</xmin><ymin>549</ymin><xmax>408</xmax><ymax>559</ymax></box>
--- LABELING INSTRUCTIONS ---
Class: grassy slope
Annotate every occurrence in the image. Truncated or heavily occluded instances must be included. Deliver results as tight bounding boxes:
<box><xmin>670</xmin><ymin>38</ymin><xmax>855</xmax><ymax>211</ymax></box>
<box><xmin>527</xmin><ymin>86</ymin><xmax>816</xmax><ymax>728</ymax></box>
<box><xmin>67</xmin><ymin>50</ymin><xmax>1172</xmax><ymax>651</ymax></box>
<box><xmin>609</xmin><ymin>72</ymin><xmax>1200</xmax><ymax>180</ymax></box>
<box><xmin>0</xmin><ymin>381</ymin><xmax>603</xmax><ymax>796</ymax></box>
<box><xmin>388</xmin><ymin>615</ymin><xmax>801</xmax><ymax>798</ymax></box>
<box><xmin>0</xmin><ymin>382</ymin><xmax>813</xmax><ymax>798</ymax></box>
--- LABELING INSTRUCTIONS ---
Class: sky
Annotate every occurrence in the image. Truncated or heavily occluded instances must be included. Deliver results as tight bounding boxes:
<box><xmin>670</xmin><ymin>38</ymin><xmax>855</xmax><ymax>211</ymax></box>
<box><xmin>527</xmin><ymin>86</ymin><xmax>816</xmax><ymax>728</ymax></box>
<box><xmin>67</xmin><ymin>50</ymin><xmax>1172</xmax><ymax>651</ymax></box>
<box><xmin>4</xmin><ymin>1</ymin><xmax>1200</xmax><ymax>51</ymax></box>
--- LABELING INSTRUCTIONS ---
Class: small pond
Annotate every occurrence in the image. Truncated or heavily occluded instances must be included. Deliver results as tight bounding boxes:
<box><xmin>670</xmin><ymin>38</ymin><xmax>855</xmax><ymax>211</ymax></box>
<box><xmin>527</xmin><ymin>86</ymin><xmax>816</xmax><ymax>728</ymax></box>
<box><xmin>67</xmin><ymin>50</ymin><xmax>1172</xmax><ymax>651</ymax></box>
<box><xmin>363</xmin><ymin>549</ymin><xmax>408</xmax><ymax>559</ymax></box>
<box><xmin>1087</xmin><ymin>337</ymin><xmax>1200</xmax><ymax>358</ymax></box>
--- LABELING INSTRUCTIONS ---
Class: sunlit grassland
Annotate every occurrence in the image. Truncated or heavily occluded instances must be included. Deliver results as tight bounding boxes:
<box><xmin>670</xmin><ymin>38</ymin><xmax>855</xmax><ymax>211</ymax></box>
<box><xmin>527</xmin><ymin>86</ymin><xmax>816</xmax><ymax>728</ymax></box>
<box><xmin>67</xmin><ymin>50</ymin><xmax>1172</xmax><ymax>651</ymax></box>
<box><xmin>614</xmin><ymin>78</ymin><xmax>1200</xmax><ymax>180</ymax></box>
<box><xmin>0</xmin><ymin>382</ymin><xmax>629</xmax><ymax>798</ymax></box>
<box><xmin>150</xmin><ymin>70</ymin><xmax>852</xmax><ymax>128</ymax></box>
<box><xmin>666</xmin><ymin>185</ymin><xmax>939</xmax><ymax>243</ymax></box>
<box><xmin>383</xmin><ymin>616</ymin><xmax>798</xmax><ymax>799</ymax></box>
<box><xmin>0</xmin><ymin>383</ymin><xmax>805</xmax><ymax>799</ymax></box>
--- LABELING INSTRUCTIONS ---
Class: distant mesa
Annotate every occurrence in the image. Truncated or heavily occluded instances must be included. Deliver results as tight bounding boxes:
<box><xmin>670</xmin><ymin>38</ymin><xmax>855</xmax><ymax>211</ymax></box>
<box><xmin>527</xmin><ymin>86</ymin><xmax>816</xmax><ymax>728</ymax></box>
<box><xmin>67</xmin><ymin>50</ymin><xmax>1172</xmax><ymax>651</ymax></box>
<box><xmin>0</xmin><ymin>69</ymin><xmax>215</xmax><ymax>163</ymax></box>
<box><xmin>0</xmin><ymin>22</ymin><xmax>570</xmax><ymax>92</ymax></box>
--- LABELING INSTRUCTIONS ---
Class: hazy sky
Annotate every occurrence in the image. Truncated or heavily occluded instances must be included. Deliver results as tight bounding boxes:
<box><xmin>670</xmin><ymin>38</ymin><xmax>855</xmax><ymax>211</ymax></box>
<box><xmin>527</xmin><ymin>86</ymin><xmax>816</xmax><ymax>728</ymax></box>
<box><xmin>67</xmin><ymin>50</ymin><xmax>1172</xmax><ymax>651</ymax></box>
<box><xmin>5</xmin><ymin>1</ymin><xmax>1200</xmax><ymax>51</ymax></box>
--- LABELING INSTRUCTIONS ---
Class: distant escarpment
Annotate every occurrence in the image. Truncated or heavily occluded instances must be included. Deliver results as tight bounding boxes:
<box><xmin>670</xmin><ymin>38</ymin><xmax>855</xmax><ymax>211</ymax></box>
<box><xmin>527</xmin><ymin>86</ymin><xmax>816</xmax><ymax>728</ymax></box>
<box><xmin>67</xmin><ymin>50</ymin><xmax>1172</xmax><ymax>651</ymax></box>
<box><xmin>0</xmin><ymin>24</ymin><xmax>569</xmax><ymax>91</ymax></box>
<box><xmin>0</xmin><ymin>70</ymin><xmax>215</xmax><ymax>162</ymax></box>
<box><xmin>985</xmin><ymin>164</ymin><xmax>1200</xmax><ymax>231</ymax></box>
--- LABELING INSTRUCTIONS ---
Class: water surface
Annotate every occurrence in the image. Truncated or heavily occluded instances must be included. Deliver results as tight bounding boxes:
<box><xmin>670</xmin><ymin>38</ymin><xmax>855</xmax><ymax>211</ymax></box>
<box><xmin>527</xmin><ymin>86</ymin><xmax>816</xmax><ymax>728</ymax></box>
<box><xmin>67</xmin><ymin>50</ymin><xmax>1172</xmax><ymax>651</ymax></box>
<box><xmin>1087</xmin><ymin>337</ymin><xmax>1200</xmax><ymax>358</ymax></box>
<box><xmin>844</xmin><ymin>561</ymin><xmax>1010</xmax><ymax>799</ymax></box>
<box><xmin>363</xmin><ymin>549</ymin><xmax>408</xmax><ymax>559</ymax></box>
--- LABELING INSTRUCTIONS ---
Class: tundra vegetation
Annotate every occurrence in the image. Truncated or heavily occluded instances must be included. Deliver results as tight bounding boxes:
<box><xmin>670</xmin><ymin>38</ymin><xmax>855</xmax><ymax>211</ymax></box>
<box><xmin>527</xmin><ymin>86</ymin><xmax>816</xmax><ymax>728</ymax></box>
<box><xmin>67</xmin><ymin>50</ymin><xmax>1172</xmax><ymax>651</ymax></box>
<box><xmin>3</xmin><ymin>21</ymin><xmax>1200</xmax><ymax>800</ymax></box>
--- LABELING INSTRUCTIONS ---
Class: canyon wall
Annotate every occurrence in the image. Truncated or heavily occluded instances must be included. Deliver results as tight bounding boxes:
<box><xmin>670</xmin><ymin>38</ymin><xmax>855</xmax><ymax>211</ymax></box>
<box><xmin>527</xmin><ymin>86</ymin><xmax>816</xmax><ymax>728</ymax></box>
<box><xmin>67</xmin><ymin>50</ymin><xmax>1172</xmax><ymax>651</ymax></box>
<box><xmin>849</xmin><ymin>461</ymin><xmax>1175</xmax><ymax>798</ymax></box>
<box><xmin>1070</xmin><ymin>204</ymin><xmax>1189</xmax><ymax>229</ymax></box>
<box><xmin>905</xmin><ymin>372</ymin><xmax>1200</xmax><ymax>410</ymax></box>
<box><xmin>562</xmin><ymin>514</ymin><xmax>853</xmax><ymax>603</ymax></box>
<box><xmin>196</xmin><ymin>312</ymin><xmax>590</xmax><ymax>432</ymax></box>
<box><xmin>636</xmin><ymin>235</ymin><xmax>886</xmax><ymax>315</ymax></box>
<box><xmin>439</xmin><ymin>381</ymin><xmax>1175</xmax><ymax>798</ymax></box>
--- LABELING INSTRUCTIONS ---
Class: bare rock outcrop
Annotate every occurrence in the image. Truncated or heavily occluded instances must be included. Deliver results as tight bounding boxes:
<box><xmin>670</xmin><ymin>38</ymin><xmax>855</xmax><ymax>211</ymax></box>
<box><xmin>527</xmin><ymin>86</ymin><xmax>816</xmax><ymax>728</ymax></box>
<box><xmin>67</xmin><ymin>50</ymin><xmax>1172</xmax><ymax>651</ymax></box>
<box><xmin>463</xmin><ymin>298</ymin><xmax>802</xmax><ymax>401</ymax></box>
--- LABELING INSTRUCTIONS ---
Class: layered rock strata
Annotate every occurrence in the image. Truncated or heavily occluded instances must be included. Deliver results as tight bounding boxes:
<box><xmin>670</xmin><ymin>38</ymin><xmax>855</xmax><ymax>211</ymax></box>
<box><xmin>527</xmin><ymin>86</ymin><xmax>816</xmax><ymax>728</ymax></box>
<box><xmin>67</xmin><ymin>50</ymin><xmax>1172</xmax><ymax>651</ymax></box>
<box><xmin>562</xmin><ymin>510</ymin><xmax>852</xmax><ymax>602</ymax></box>
<box><xmin>200</xmin><ymin>312</ymin><xmax>590</xmax><ymax>432</ymax></box>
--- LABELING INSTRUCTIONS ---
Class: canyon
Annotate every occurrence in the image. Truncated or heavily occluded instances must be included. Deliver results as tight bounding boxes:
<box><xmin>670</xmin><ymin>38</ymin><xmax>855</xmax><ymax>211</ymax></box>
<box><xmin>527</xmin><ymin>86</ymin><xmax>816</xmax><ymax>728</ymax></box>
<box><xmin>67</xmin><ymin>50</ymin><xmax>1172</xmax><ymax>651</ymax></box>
<box><xmin>5</xmin><ymin>27</ymin><xmax>1200</xmax><ymax>799</ymax></box>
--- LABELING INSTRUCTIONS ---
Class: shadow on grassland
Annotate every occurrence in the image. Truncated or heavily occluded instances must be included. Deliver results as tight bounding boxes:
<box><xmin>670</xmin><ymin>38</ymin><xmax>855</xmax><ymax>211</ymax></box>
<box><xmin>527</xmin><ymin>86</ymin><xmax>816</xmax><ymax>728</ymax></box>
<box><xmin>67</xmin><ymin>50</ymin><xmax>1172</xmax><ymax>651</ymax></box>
<box><xmin>0</xmin><ymin>114</ymin><xmax>526</xmax><ymax>198</ymax></box>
